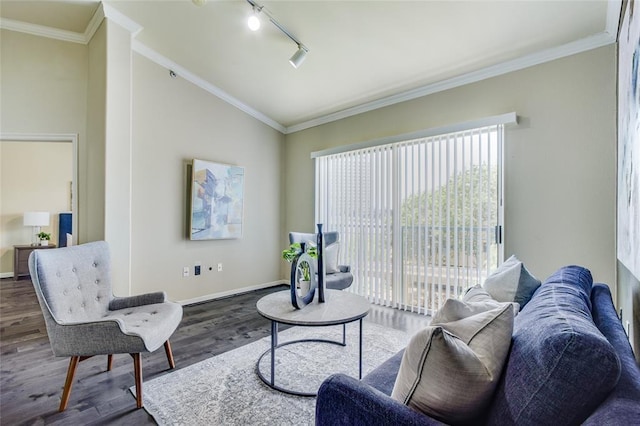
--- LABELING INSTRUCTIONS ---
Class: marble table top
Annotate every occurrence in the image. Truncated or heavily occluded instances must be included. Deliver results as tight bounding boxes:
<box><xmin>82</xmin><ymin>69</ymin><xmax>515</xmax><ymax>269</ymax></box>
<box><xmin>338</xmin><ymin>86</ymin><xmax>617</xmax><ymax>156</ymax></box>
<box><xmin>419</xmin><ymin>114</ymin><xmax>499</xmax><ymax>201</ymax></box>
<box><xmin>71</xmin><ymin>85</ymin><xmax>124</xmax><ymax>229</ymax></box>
<box><xmin>256</xmin><ymin>289</ymin><xmax>370</xmax><ymax>326</ymax></box>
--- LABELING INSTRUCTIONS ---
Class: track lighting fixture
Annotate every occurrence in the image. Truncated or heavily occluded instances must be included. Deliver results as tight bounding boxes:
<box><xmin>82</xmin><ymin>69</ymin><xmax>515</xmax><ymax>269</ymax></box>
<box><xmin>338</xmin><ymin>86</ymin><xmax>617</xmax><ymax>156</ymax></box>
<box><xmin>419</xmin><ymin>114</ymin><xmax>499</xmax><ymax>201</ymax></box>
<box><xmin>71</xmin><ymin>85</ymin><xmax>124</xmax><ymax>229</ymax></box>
<box><xmin>248</xmin><ymin>6</ymin><xmax>261</xmax><ymax>31</ymax></box>
<box><xmin>245</xmin><ymin>0</ymin><xmax>309</xmax><ymax>69</ymax></box>
<box><xmin>289</xmin><ymin>45</ymin><xmax>308</xmax><ymax>69</ymax></box>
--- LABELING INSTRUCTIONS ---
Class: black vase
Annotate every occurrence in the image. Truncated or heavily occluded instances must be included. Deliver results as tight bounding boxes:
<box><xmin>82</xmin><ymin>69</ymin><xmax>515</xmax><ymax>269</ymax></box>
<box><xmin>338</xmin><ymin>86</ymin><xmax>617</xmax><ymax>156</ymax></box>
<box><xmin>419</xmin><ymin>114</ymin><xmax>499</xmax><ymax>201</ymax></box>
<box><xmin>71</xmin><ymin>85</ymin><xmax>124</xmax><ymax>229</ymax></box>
<box><xmin>317</xmin><ymin>224</ymin><xmax>325</xmax><ymax>303</ymax></box>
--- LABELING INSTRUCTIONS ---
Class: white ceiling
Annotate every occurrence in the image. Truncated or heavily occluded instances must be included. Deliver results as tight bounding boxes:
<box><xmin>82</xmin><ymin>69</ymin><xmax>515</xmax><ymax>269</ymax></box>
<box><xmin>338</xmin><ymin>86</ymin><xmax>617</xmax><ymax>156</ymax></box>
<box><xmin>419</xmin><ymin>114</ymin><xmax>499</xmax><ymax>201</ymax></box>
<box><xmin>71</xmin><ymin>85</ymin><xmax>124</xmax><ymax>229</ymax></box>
<box><xmin>0</xmin><ymin>0</ymin><xmax>619</xmax><ymax>133</ymax></box>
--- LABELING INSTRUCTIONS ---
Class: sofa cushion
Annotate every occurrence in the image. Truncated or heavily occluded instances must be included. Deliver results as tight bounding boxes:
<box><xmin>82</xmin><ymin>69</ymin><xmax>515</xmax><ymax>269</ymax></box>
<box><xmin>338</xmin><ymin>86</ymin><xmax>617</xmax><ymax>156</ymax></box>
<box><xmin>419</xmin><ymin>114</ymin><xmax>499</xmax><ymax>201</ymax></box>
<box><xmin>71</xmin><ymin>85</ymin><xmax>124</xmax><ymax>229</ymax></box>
<box><xmin>482</xmin><ymin>255</ymin><xmax>540</xmax><ymax>309</ymax></box>
<box><xmin>487</xmin><ymin>266</ymin><xmax>621</xmax><ymax>425</ymax></box>
<box><xmin>583</xmin><ymin>284</ymin><xmax>640</xmax><ymax>424</ymax></box>
<box><xmin>362</xmin><ymin>349</ymin><xmax>405</xmax><ymax>396</ymax></box>
<box><xmin>391</xmin><ymin>299</ymin><xmax>514</xmax><ymax>424</ymax></box>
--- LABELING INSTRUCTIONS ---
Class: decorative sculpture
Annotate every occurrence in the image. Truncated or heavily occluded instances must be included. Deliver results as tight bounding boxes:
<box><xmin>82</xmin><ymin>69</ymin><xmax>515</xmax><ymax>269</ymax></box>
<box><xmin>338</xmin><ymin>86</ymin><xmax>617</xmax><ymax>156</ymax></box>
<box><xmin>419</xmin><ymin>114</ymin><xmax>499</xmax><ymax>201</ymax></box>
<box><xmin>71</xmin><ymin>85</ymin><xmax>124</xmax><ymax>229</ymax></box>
<box><xmin>290</xmin><ymin>242</ymin><xmax>317</xmax><ymax>309</ymax></box>
<box><xmin>316</xmin><ymin>223</ymin><xmax>326</xmax><ymax>303</ymax></box>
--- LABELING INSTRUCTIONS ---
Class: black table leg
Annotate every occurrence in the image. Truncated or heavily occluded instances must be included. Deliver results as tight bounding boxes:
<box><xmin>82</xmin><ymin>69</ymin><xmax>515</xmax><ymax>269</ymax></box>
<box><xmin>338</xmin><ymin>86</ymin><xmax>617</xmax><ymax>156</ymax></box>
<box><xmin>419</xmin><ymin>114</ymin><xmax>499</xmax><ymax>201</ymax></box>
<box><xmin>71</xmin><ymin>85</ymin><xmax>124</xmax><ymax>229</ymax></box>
<box><xmin>359</xmin><ymin>318</ymin><xmax>363</xmax><ymax>379</ymax></box>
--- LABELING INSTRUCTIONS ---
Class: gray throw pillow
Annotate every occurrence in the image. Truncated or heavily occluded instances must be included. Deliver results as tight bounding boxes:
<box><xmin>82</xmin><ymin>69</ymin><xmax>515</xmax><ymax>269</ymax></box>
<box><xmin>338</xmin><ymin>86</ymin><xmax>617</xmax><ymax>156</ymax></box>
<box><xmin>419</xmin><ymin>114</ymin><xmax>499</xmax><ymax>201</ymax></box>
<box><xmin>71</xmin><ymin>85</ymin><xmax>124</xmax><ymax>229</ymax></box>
<box><xmin>391</xmin><ymin>298</ymin><xmax>514</xmax><ymax>424</ymax></box>
<box><xmin>306</xmin><ymin>241</ymin><xmax>340</xmax><ymax>274</ymax></box>
<box><xmin>482</xmin><ymin>255</ymin><xmax>540</xmax><ymax>309</ymax></box>
<box><xmin>463</xmin><ymin>284</ymin><xmax>520</xmax><ymax>316</ymax></box>
<box><xmin>324</xmin><ymin>242</ymin><xmax>340</xmax><ymax>274</ymax></box>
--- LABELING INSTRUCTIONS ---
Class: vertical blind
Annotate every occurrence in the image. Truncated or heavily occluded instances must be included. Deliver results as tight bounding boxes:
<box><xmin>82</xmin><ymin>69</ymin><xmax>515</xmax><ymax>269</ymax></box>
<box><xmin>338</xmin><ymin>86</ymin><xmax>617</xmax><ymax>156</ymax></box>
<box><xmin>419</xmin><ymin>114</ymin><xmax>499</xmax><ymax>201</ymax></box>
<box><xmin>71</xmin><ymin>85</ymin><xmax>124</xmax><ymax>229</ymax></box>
<box><xmin>315</xmin><ymin>124</ymin><xmax>504</xmax><ymax>315</ymax></box>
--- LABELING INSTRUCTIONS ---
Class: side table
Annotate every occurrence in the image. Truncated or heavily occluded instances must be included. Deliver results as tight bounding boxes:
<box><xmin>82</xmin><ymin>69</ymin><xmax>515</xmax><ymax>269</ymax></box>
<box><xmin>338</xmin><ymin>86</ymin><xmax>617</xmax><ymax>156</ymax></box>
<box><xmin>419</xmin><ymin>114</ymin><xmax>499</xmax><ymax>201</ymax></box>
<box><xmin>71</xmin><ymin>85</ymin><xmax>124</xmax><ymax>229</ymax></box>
<box><xmin>256</xmin><ymin>289</ymin><xmax>370</xmax><ymax>396</ymax></box>
<box><xmin>13</xmin><ymin>244</ymin><xmax>57</xmax><ymax>280</ymax></box>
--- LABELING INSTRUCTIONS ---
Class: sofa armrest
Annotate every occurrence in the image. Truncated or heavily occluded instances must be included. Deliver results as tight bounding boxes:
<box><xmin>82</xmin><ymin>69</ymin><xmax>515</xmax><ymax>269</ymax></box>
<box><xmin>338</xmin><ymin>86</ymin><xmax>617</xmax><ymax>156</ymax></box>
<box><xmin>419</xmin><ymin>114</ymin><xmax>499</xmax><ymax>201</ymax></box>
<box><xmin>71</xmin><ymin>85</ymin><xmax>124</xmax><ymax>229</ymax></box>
<box><xmin>316</xmin><ymin>374</ymin><xmax>445</xmax><ymax>426</ymax></box>
<box><xmin>109</xmin><ymin>291</ymin><xmax>167</xmax><ymax>310</ymax></box>
<box><xmin>338</xmin><ymin>265</ymin><xmax>351</xmax><ymax>273</ymax></box>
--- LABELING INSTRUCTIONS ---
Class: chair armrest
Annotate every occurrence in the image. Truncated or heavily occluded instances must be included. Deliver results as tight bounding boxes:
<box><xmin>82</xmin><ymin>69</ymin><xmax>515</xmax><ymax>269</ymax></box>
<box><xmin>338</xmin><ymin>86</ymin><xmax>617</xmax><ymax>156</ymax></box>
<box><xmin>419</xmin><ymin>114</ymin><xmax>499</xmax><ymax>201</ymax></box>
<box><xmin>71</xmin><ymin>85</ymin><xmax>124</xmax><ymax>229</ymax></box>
<box><xmin>109</xmin><ymin>292</ymin><xmax>167</xmax><ymax>310</ymax></box>
<box><xmin>316</xmin><ymin>374</ymin><xmax>445</xmax><ymax>426</ymax></box>
<box><xmin>338</xmin><ymin>265</ymin><xmax>351</xmax><ymax>273</ymax></box>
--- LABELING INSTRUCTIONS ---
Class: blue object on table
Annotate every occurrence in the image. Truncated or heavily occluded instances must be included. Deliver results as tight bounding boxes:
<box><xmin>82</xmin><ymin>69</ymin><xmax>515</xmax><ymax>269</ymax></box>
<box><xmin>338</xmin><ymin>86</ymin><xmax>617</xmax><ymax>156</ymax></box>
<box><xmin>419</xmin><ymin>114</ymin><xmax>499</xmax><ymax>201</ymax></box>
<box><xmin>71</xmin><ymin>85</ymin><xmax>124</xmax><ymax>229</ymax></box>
<box><xmin>58</xmin><ymin>213</ymin><xmax>72</xmax><ymax>247</ymax></box>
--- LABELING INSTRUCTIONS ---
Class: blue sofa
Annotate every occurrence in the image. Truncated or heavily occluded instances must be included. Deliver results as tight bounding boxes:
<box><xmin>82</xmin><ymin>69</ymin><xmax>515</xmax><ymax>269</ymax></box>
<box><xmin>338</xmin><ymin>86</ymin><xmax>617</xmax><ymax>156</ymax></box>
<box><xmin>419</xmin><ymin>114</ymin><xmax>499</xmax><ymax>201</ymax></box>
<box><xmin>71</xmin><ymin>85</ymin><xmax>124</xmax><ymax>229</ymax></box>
<box><xmin>316</xmin><ymin>266</ymin><xmax>640</xmax><ymax>425</ymax></box>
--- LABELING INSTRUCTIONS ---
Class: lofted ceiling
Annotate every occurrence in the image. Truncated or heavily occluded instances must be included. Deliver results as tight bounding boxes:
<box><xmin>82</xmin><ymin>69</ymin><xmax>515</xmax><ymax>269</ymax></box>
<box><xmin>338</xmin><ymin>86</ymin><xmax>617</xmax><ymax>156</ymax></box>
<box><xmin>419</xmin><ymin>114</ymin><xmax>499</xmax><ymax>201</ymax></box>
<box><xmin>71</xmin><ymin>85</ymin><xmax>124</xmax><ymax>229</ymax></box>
<box><xmin>0</xmin><ymin>0</ymin><xmax>619</xmax><ymax>133</ymax></box>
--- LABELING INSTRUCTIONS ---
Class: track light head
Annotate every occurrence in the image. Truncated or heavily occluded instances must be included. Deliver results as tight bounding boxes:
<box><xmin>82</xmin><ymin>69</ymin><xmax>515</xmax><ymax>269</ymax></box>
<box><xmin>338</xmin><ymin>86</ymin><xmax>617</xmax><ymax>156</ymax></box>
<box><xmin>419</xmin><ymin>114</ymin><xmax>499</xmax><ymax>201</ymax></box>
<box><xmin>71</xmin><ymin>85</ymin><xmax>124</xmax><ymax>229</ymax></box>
<box><xmin>248</xmin><ymin>7</ymin><xmax>261</xmax><ymax>31</ymax></box>
<box><xmin>289</xmin><ymin>46</ymin><xmax>308</xmax><ymax>68</ymax></box>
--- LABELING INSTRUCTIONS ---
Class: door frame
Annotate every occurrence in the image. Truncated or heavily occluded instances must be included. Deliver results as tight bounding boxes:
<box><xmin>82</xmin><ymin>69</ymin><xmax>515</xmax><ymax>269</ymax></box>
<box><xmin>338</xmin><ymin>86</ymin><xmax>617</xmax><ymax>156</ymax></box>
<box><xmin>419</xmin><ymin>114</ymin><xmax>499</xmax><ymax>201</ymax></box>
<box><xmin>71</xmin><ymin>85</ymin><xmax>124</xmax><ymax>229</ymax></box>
<box><xmin>1</xmin><ymin>133</ymin><xmax>78</xmax><ymax>247</ymax></box>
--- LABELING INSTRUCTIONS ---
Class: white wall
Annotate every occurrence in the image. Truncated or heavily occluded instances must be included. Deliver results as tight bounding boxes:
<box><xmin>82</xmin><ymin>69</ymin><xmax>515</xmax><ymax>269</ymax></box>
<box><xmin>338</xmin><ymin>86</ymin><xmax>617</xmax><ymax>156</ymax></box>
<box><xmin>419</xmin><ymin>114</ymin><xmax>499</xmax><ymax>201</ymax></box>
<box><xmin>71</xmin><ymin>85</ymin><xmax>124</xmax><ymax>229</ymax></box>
<box><xmin>284</xmin><ymin>45</ymin><xmax>617</xmax><ymax>289</ymax></box>
<box><xmin>130</xmin><ymin>53</ymin><xmax>285</xmax><ymax>302</ymax></box>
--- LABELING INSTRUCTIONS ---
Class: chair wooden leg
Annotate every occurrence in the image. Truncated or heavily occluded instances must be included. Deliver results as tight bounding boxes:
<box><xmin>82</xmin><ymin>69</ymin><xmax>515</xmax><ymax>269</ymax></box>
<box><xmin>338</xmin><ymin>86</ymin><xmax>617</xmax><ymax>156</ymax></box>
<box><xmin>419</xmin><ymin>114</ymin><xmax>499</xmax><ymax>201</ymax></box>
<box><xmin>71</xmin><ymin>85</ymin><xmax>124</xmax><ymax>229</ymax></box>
<box><xmin>107</xmin><ymin>354</ymin><xmax>113</xmax><ymax>371</ymax></box>
<box><xmin>164</xmin><ymin>340</ymin><xmax>176</xmax><ymax>369</ymax></box>
<box><xmin>132</xmin><ymin>353</ymin><xmax>143</xmax><ymax>408</ymax></box>
<box><xmin>59</xmin><ymin>356</ymin><xmax>80</xmax><ymax>412</ymax></box>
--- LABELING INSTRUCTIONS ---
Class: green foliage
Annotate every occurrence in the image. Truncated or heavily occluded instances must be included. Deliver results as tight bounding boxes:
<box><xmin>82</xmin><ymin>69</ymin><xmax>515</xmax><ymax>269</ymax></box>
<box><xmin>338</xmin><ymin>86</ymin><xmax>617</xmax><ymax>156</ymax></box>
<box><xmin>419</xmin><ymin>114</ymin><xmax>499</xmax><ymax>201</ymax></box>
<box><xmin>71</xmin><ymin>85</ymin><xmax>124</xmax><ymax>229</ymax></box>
<box><xmin>400</xmin><ymin>164</ymin><xmax>498</xmax><ymax>263</ymax></box>
<box><xmin>401</xmin><ymin>164</ymin><xmax>497</xmax><ymax>227</ymax></box>
<box><xmin>282</xmin><ymin>243</ymin><xmax>317</xmax><ymax>281</ymax></box>
<box><xmin>37</xmin><ymin>232</ymin><xmax>51</xmax><ymax>241</ymax></box>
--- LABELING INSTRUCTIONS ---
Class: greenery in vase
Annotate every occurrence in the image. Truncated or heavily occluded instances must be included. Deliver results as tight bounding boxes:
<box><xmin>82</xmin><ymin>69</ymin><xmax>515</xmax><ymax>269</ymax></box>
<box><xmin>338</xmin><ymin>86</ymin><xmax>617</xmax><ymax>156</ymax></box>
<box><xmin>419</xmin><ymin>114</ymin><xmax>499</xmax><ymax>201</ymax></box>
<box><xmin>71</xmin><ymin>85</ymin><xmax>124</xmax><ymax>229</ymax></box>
<box><xmin>37</xmin><ymin>232</ymin><xmax>51</xmax><ymax>241</ymax></box>
<box><xmin>282</xmin><ymin>242</ymin><xmax>317</xmax><ymax>281</ymax></box>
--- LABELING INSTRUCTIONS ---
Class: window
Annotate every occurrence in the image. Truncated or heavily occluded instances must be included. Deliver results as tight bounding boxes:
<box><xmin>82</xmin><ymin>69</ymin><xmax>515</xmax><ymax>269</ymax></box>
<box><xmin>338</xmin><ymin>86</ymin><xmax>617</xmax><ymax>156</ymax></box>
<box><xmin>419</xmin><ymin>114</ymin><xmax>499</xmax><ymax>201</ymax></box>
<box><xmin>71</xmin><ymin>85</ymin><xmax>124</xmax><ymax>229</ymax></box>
<box><xmin>315</xmin><ymin>115</ymin><xmax>513</xmax><ymax>314</ymax></box>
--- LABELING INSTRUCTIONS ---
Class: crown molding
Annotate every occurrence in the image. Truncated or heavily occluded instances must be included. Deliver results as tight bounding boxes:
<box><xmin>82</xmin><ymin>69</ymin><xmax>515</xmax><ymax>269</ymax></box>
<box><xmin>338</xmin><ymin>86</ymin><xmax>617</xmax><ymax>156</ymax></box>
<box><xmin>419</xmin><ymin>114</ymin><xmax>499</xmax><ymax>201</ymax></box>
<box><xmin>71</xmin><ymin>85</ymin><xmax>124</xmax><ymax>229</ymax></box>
<box><xmin>0</xmin><ymin>0</ymin><xmax>622</xmax><ymax>136</ymax></box>
<box><xmin>83</xmin><ymin>3</ymin><xmax>105</xmax><ymax>43</ymax></box>
<box><xmin>605</xmin><ymin>0</ymin><xmax>623</xmax><ymax>38</ymax></box>
<box><xmin>0</xmin><ymin>17</ymin><xmax>86</xmax><ymax>44</ymax></box>
<box><xmin>285</xmin><ymin>30</ymin><xmax>616</xmax><ymax>134</ymax></box>
<box><xmin>101</xmin><ymin>3</ymin><xmax>143</xmax><ymax>37</ymax></box>
<box><xmin>131</xmin><ymin>40</ymin><xmax>287</xmax><ymax>133</ymax></box>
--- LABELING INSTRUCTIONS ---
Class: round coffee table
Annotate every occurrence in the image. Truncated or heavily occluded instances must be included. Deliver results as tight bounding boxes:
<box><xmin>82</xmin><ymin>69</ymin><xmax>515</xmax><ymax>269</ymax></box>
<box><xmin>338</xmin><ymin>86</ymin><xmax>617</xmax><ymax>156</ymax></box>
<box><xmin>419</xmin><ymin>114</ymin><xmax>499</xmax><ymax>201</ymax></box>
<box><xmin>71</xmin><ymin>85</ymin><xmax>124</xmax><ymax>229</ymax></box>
<box><xmin>256</xmin><ymin>289</ymin><xmax>370</xmax><ymax>396</ymax></box>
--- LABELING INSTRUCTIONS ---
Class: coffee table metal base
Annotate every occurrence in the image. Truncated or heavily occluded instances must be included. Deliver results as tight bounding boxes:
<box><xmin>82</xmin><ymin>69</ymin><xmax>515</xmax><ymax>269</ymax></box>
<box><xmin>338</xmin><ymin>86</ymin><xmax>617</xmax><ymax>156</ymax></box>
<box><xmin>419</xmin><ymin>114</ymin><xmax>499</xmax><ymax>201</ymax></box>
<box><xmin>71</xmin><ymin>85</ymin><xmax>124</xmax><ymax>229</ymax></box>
<box><xmin>256</xmin><ymin>319</ymin><xmax>363</xmax><ymax>397</ymax></box>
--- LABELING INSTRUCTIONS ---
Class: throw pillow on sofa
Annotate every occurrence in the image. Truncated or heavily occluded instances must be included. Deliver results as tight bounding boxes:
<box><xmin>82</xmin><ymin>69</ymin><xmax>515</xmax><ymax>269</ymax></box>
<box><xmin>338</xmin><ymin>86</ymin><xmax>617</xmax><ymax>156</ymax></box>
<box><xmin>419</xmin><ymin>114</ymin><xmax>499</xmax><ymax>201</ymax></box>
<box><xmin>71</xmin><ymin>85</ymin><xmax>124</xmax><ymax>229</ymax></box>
<box><xmin>486</xmin><ymin>265</ymin><xmax>621</xmax><ymax>425</ymax></box>
<box><xmin>391</xmin><ymin>298</ymin><xmax>514</xmax><ymax>425</ymax></box>
<box><xmin>463</xmin><ymin>284</ymin><xmax>520</xmax><ymax>315</ymax></box>
<box><xmin>482</xmin><ymin>255</ymin><xmax>540</xmax><ymax>309</ymax></box>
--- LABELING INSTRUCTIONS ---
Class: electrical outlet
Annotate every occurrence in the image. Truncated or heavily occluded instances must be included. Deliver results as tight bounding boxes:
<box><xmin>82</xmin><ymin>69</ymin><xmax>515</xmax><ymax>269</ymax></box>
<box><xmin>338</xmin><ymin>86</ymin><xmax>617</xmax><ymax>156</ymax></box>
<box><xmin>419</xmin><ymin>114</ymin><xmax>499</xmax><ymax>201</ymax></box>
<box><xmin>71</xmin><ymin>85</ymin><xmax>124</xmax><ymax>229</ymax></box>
<box><xmin>182</xmin><ymin>266</ymin><xmax>189</xmax><ymax>277</ymax></box>
<box><xmin>195</xmin><ymin>265</ymin><xmax>201</xmax><ymax>275</ymax></box>
<box><xmin>217</xmin><ymin>263</ymin><xmax>223</xmax><ymax>272</ymax></box>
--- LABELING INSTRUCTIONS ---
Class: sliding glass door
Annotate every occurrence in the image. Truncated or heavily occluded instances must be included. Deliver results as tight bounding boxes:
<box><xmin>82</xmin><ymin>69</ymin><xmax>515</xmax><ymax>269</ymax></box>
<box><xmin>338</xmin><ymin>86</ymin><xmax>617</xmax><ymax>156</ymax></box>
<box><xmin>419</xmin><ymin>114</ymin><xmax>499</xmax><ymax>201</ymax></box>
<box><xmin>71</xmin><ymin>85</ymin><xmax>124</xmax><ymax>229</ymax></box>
<box><xmin>315</xmin><ymin>124</ymin><xmax>504</xmax><ymax>315</ymax></box>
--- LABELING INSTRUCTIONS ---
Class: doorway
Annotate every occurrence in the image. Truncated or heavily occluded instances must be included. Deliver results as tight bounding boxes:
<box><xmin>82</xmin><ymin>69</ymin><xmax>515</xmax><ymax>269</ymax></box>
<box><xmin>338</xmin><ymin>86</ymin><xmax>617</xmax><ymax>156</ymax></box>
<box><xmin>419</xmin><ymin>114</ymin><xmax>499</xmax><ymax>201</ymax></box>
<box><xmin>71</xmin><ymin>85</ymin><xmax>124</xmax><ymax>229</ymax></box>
<box><xmin>0</xmin><ymin>133</ymin><xmax>78</xmax><ymax>278</ymax></box>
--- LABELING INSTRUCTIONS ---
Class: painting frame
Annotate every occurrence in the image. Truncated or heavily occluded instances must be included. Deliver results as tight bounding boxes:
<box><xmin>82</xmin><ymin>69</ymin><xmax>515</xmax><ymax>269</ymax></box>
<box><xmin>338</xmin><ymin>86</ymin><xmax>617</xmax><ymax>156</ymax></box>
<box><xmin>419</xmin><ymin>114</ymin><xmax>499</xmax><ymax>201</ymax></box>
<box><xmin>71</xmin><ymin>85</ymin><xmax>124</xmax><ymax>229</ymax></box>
<box><xmin>618</xmin><ymin>0</ymin><xmax>640</xmax><ymax>280</ymax></box>
<box><xmin>189</xmin><ymin>158</ymin><xmax>245</xmax><ymax>240</ymax></box>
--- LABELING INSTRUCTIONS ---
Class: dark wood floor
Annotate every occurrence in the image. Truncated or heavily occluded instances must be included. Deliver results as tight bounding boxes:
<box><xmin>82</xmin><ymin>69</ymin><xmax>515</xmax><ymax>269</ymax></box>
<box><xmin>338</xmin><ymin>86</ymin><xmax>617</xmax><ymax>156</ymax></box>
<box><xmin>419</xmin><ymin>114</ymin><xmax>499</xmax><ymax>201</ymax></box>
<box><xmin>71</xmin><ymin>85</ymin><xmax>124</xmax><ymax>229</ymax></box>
<box><xmin>0</xmin><ymin>277</ymin><xmax>430</xmax><ymax>425</ymax></box>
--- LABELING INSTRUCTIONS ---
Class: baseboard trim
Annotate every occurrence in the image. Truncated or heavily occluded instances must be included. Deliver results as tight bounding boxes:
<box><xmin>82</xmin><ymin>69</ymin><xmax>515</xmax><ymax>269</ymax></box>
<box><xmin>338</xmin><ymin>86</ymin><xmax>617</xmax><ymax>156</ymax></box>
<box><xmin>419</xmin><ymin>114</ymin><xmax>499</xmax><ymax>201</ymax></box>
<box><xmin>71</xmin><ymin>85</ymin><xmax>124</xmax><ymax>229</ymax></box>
<box><xmin>0</xmin><ymin>272</ymin><xmax>14</xmax><ymax>279</ymax></box>
<box><xmin>178</xmin><ymin>280</ymin><xmax>288</xmax><ymax>306</ymax></box>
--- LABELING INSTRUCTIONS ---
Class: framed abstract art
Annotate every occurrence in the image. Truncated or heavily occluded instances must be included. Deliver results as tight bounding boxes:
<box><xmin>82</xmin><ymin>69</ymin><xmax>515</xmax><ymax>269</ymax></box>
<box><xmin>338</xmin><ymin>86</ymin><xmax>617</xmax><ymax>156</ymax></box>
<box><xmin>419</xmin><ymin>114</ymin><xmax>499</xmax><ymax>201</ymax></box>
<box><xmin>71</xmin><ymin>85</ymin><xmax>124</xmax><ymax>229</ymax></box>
<box><xmin>618</xmin><ymin>0</ymin><xmax>640</xmax><ymax>280</ymax></box>
<box><xmin>190</xmin><ymin>159</ymin><xmax>245</xmax><ymax>240</ymax></box>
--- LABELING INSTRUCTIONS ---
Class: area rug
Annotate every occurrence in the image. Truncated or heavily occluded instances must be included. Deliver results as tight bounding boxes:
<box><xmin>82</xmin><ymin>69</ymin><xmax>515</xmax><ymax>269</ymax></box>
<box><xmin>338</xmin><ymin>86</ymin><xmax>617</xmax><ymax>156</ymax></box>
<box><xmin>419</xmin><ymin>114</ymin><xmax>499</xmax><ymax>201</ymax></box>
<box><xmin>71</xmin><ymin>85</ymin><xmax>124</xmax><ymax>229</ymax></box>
<box><xmin>136</xmin><ymin>322</ymin><xmax>410</xmax><ymax>425</ymax></box>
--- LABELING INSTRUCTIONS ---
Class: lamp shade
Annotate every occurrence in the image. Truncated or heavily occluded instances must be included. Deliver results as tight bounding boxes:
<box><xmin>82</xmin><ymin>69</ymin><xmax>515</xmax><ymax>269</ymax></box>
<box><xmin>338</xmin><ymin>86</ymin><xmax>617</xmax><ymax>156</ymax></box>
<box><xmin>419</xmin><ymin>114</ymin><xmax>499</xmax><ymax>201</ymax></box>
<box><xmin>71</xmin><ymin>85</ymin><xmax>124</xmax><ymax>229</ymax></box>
<box><xmin>24</xmin><ymin>212</ymin><xmax>50</xmax><ymax>227</ymax></box>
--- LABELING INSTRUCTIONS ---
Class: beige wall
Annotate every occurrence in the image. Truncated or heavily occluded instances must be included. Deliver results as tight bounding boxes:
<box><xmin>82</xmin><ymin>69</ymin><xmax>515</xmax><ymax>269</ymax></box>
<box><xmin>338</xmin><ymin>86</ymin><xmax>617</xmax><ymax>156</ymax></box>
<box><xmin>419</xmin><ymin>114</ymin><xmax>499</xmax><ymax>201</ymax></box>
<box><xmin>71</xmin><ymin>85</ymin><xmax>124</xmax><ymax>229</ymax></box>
<box><xmin>284</xmin><ymin>45</ymin><xmax>617</xmax><ymax>291</ymax></box>
<box><xmin>85</xmin><ymin>21</ymin><xmax>107</xmax><ymax>244</ymax></box>
<box><xmin>0</xmin><ymin>29</ymin><xmax>100</xmax><ymax>245</ymax></box>
<box><xmin>0</xmin><ymin>141</ymin><xmax>72</xmax><ymax>274</ymax></box>
<box><xmin>130</xmin><ymin>54</ymin><xmax>285</xmax><ymax>302</ymax></box>
<box><xmin>104</xmin><ymin>20</ymin><xmax>133</xmax><ymax>296</ymax></box>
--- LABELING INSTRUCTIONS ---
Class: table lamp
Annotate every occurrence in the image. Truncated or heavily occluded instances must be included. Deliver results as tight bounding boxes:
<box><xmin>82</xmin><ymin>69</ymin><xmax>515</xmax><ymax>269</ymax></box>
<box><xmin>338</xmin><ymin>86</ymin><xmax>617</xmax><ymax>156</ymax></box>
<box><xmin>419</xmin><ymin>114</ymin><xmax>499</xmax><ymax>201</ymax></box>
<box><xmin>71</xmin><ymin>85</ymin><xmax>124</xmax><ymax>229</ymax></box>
<box><xmin>24</xmin><ymin>211</ymin><xmax>50</xmax><ymax>246</ymax></box>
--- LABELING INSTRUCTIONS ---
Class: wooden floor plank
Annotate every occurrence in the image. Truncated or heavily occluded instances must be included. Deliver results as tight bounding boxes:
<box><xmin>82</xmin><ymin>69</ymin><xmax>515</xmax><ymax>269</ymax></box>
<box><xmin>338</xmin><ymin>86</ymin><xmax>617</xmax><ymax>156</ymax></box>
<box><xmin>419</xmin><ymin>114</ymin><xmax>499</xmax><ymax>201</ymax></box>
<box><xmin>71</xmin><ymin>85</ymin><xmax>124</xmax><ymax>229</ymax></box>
<box><xmin>0</xmin><ymin>277</ymin><xmax>430</xmax><ymax>425</ymax></box>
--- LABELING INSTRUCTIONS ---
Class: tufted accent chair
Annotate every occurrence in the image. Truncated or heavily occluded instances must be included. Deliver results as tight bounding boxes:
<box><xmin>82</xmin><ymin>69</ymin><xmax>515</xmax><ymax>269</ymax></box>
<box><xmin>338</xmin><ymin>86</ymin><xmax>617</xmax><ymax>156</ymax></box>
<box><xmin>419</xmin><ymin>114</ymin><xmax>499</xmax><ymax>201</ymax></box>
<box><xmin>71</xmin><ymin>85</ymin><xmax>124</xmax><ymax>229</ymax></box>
<box><xmin>28</xmin><ymin>241</ymin><xmax>183</xmax><ymax>411</ymax></box>
<box><xmin>289</xmin><ymin>231</ymin><xmax>354</xmax><ymax>290</ymax></box>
